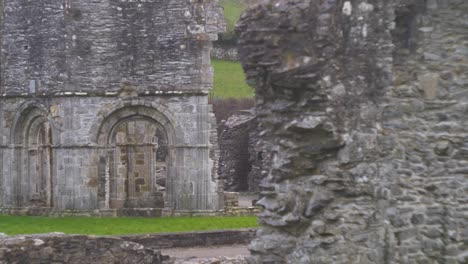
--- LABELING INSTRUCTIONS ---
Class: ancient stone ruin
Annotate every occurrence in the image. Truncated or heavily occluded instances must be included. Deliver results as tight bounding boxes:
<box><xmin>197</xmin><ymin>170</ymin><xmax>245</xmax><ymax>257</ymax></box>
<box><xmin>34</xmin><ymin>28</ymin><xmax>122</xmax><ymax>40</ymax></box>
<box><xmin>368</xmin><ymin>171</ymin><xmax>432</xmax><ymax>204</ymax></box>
<box><xmin>0</xmin><ymin>0</ymin><xmax>225</xmax><ymax>214</ymax></box>
<box><xmin>218</xmin><ymin>110</ymin><xmax>269</xmax><ymax>192</ymax></box>
<box><xmin>0</xmin><ymin>233</ymin><xmax>167</xmax><ymax>264</ymax></box>
<box><xmin>238</xmin><ymin>0</ymin><xmax>468</xmax><ymax>263</ymax></box>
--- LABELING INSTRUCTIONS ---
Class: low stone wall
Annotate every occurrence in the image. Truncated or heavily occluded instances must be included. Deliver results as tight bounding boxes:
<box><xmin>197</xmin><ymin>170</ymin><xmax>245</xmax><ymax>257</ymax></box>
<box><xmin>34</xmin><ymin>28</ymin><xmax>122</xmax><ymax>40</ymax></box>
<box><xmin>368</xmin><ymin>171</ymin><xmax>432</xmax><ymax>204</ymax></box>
<box><xmin>0</xmin><ymin>234</ymin><xmax>166</xmax><ymax>264</ymax></box>
<box><xmin>224</xmin><ymin>192</ymin><xmax>240</xmax><ymax>207</ymax></box>
<box><xmin>1</xmin><ymin>192</ymin><xmax>261</xmax><ymax>218</ymax></box>
<box><xmin>0</xmin><ymin>206</ymin><xmax>260</xmax><ymax>218</ymax></box>
<box><xmin>223</xmin><ymin>207</ymin><xmax>262</xmax><ymax>216</ymax></box>
<box><xmin>0</xmin><ymin>207</ymin><xmax>162</xmax><ymax>217</ymax></box>
<box><xmin>0</xmin><ymin>229</ymin><xmax>256</xmax><ymax>263</ymax></box>
<box><xmin>212</xmin><ymin>44</ymin><xmax>239</xmax><ymax>61</ymax></box>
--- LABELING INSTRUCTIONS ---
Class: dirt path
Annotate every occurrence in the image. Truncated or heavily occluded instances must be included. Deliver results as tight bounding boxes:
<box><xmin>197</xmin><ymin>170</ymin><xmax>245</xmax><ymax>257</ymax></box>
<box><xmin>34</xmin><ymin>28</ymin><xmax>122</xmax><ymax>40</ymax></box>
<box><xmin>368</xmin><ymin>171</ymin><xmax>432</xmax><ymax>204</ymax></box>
<box><xmin>162</xmin><ymin>245</ymin><xmax>249</xmax><ymax>259</ymax></box>
<box><xmin>238</xmin><ymin>195</ymin><xmax>257</xmax><ymax>207</ymax></box>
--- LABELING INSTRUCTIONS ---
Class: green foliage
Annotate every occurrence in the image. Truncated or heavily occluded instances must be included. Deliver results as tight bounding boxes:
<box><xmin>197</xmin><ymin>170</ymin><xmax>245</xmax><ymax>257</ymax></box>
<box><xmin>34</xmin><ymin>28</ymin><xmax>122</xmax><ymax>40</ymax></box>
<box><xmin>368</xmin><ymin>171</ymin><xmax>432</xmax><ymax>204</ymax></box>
<box><xmin>211</xmin><ymin>59</ymin><xmax>254</xmax><ymax>99</ymax></box>
<box><xmin>0</xmin><ymin>215</ymin><xmax>259</xmax><ymax>235</ymax></box>
<box><xmin>219</xmin><ymin>0</ymin><xmax>246</xmax><ymax>39</ymax></box>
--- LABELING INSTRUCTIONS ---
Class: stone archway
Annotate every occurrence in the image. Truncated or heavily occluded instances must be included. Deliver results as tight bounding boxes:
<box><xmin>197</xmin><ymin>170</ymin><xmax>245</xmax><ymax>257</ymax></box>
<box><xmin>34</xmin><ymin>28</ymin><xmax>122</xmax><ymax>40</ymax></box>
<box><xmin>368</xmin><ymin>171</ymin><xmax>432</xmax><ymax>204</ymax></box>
<box><xmin>11</xmin><ymin>106</ymin><xmax>55</xmax><ymax>207</ymax></box>
<box><xmin>107</xmin><ymin>117</ymin><xmax>168</xmax><ymax>209</ymax></box>
<box><xmin>95</xmin><ymin>105</ymin><xmax>177</xmax><ymax>210</ymax></box>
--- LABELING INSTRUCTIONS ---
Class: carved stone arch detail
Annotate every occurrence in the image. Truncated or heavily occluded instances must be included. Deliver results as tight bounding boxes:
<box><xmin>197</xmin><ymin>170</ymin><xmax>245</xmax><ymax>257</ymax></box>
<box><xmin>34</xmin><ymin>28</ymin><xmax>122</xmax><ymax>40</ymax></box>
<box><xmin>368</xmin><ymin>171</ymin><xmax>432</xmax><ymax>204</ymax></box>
<box><xmin>90</xmin><ymin>99</ymin><xmax>181</xmax><ymax>146</ymax></box>
<box><xmin>94</xmin><ymin>102</ymin><xmax>179</xmax><ymax>210</ymax></box>
<box><xmin>10</xmin><ymin>101</ymin><xmax>59</xmax><ymax>146</ymax></box>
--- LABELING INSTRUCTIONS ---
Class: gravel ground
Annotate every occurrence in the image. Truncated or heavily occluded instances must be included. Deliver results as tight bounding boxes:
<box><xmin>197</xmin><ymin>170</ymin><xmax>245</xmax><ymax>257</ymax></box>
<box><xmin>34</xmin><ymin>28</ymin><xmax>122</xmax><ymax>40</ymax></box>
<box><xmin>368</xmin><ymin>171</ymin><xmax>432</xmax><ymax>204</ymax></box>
<box><xmin>238</xmin><ymin>193</ymin><xmax>259</xmax><ymax>207</ymax></box>
<box><xmin>170</xmin><ymin>256</ymin><xmax>247</xmax><ymax>264</ymax></box>
<box><xmin>162</xmin><ymin>193</ymin><xmax>258</xmax><ymax>263</ymax></box>
<box><xmin>163</xmin><ymin>245</ymin><xmax>249</xmax><ymax>264</ymax></box>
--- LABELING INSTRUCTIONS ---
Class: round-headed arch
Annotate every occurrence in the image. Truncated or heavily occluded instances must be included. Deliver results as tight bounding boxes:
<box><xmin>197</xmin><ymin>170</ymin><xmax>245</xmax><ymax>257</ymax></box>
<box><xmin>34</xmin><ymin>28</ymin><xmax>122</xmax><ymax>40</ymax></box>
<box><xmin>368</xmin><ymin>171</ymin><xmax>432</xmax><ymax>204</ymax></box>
<box><xmin>10</xmin><ymin>102</ymin><xmax>58</xmax><ymax>145</ymax></box>
<box><xmin>91</xmin><ymin>100</ymin><xmax>180</xmax><ymax>146</ymax></box>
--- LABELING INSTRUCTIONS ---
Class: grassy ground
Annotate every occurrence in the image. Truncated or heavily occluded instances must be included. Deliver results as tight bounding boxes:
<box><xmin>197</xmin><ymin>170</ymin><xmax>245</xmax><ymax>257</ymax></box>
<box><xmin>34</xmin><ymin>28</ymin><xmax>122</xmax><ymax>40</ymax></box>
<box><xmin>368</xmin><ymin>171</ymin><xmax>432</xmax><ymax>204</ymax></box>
<box><xmin>211</xmin><ymin>59</ymin><xmax>254</xmax><ymax>99</ymax></box>
<box><xmin>211</xmin><ymin>1</ymin><xmax>253</xmax><ymax>99</ymax></box>
<box><xmin>219</xmin><ymin>0</ymin><xmax>246</xmax><ymax>34</ymax></box>
<box><xmin>0</xmin><ymin>215</ymin><xmax>259</xmax><ymax>236</ymax></box>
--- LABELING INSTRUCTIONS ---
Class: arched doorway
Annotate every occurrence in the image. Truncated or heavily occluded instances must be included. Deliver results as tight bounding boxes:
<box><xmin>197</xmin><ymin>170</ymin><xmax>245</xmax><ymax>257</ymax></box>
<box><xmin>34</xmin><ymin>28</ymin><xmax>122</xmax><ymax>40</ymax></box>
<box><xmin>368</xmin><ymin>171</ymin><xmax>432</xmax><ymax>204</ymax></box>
<box><xmin>107</xmin><ymin>117</ymin><xmax>168</xmax><ymax>209</ymax></box>
<box><xmin>12</xmin><ymin>107</ymin><xmax>54</xmax><ymax>207</ymax></box>
<box><xmin>95</xmin><ymin>105</ymin><xmax>176</xmax><ymax>210</ymax></box>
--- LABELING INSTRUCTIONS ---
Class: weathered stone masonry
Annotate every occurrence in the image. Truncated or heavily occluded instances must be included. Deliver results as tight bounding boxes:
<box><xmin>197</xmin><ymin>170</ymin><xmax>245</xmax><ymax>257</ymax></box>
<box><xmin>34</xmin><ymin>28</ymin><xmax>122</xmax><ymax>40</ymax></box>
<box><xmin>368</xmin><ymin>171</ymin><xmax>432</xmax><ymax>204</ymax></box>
<box><xmin>218</xmin><ymin>110</ymin><xmax>269</xmax><ymax>192</ymax></box>
<box><xmin>239</xmin><ymin>0</ymin><xmax>468</xmax><ymax>263</ymax></box>
<box><xmin>0</xmin><ymin>0</ymin><xmax>226</xmax><ymax>213</ymax></box>
<box><xmin>0</xmin><ymin>234</ymin><xmax>167</xmax><ymax>264</ymax></box>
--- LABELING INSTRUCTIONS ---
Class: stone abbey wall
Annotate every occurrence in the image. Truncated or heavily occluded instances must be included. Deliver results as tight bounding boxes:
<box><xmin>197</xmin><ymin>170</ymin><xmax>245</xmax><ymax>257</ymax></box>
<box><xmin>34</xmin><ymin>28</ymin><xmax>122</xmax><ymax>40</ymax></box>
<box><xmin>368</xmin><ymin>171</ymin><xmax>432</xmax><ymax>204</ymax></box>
<box><xmin>0</xmin><ymin>0</ymin><xmax>225</xmax><ymax>212</ymax></box>
<box><xmin>239</xmin><ymin>0</ymin><xmax>468</xmax><ymax>263</ymax></box>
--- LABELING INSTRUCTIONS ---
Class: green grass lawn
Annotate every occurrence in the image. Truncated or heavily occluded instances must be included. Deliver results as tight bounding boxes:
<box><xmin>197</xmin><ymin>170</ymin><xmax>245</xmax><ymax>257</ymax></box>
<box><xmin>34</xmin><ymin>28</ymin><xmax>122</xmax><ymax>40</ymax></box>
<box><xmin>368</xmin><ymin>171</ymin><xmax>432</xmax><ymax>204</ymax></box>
<box><xmin>0</xmin><ymin>215</ymin><xmax>259</xmax><ymax>236</ymax></box>
<box><xmin>211</xmin><ymin>1</ymin><xmax>253</xmax><ymax>99</ymax></box>
<box><xmin>211</xmin><ymin>59</ymin><xmax>254</xmax><ymax>99</ymax></box>
<box><xmin>219</xmin><ymin>0</ymin><xmax>246</xmax><ymax>34</ymax></box>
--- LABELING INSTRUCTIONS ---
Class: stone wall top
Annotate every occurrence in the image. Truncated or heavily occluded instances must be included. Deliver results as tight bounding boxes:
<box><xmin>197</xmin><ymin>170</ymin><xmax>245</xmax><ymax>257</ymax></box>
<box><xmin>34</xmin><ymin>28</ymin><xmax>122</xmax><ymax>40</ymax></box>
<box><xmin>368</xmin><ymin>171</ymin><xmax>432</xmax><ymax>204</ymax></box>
<box><xmin>0</xmin><ymin>233</ymin><xmax>166</xmax><ymax>264</ymax></box>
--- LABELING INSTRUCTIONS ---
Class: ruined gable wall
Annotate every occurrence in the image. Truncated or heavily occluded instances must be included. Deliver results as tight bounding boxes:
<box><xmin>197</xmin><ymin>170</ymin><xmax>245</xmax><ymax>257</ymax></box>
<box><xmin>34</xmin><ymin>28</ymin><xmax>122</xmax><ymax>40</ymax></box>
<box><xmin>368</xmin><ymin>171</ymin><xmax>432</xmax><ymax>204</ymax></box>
<box><xmin>238</xmin><ymin>0</ymin><xmax>468</xmax><ymax>263</ymax></box>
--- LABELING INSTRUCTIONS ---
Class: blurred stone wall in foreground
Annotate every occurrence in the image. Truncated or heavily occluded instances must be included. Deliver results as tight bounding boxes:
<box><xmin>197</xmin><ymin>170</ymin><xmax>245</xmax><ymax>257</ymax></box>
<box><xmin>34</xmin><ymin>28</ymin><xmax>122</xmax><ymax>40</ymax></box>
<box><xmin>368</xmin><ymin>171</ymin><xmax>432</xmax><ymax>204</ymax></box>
<box><xmin>238</xmin><ymin>0</ymin><xmax>468</xmax><ymax>263</ymax></box>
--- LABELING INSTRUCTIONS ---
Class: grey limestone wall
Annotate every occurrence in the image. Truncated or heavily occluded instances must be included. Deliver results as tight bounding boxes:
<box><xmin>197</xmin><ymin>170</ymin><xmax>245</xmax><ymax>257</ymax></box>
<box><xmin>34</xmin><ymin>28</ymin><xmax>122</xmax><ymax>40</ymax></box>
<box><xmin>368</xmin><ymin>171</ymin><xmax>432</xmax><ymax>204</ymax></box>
<box><xmin>218</xmin><ymin>111</ymin><xmax>254</xmax><ymax>191</ymax></box>
<box><xmin>0</xmin><ymin>234</ymin><xmax>166</xmax><ymax>264</ymax></box>
<box><xmin>218</xmin><ymin>110</ymin><xmax>268</xmax><ymax>192</ymax></box>
<box><xmin>0</xmin><ymin>95</ymin><xmax>222</xmax><ymax>211</ymax></box>
<box><xmin>0</xmin><ymin>0</ymin><xmax>226</xmax><ymax>212</ymax></box>
<box><xmin>238</xmin><ymin>0</ymin><xmax>468</xmax><ymax>263</ymax></box>
<box><xmin>0</xmin><ymin>0</ymin><xmax>225</xmax><ymax>95</ymax></box>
